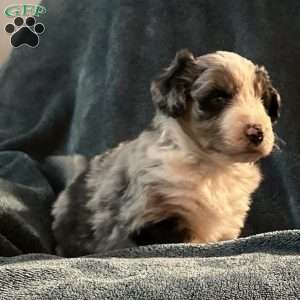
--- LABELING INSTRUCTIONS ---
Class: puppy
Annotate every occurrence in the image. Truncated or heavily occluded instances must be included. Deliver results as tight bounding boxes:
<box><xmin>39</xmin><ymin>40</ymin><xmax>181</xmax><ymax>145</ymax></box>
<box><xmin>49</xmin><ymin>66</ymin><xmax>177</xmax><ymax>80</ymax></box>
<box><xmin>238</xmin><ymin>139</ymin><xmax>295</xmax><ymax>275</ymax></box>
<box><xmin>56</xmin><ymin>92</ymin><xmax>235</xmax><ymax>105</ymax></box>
<box><xmin>52</xmin><ymin>50</ymin><xmax>281</xmax><ymax>257</ymax></box>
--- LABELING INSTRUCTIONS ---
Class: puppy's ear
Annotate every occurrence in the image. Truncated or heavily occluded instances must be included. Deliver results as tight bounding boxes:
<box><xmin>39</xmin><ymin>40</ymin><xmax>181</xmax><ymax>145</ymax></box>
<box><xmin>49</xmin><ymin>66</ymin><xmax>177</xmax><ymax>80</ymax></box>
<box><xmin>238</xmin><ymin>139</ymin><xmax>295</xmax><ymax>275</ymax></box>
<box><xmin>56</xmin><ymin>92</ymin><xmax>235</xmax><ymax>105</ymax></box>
<box><xmin>151</xmin><ymin>49</ymin><xmax>199</xmax><ymax>118</ymax></box>
<box><xmin>256</xmin><ymin>66</ymin><xmax>281</xmax><ymax>124</ymax></box>
<box><xmin>264</xmin><ymin>86</ymin><xmax>281</xmax><ymax>124</ymax></box>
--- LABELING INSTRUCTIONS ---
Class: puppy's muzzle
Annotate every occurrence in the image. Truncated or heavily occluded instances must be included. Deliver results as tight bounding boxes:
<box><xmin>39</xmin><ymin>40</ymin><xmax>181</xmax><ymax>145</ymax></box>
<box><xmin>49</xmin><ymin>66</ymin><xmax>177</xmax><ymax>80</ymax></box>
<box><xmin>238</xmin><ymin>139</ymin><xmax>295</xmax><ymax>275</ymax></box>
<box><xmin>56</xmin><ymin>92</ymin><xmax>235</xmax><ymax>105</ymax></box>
<box><xmin>245</xmin><ymin>124</ymin><xmax>264</xmax><ymax>146</ymax></box>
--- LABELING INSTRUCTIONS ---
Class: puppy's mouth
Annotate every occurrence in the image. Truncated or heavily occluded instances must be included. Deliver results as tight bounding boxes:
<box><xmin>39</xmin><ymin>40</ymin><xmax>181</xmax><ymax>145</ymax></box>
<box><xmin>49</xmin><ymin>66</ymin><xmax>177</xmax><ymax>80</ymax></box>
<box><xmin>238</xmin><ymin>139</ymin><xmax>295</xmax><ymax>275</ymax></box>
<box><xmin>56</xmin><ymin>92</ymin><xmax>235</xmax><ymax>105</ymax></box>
<box><xmin>229</xmin><ymin>145</ymin><xmax>275</xmax><ymax>162</ymax></box>
<box><xmin>217</xmin><ymin>145</ymin><xmax>266</xmax><ymax>162</ymax></box>
<box><xmin>204</xmin><ymin>145</ymin><xmax>264</xmax><ymax>163</ymax></box>
<box><xmin>235</xmin><ymin>150</ymin><xmax>263</xmax><ymax>162</ymax></box>
<box><xmin>185</xmin><ymin>129</ymin><xmax>272</xmax><ymax>163</ymax></box>
<box><xmin>218</xmin><ymin>137</ymin><xmax>274</xmax><ymax>162</ymax></box>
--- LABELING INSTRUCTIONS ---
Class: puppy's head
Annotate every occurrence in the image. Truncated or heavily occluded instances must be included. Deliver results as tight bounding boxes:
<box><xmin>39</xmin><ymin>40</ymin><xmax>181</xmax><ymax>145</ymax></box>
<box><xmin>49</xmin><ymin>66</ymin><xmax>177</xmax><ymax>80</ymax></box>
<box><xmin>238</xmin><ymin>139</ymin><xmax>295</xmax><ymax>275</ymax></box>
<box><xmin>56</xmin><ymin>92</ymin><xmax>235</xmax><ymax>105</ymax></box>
<box><xmin>151</xmin><ymin>50</ymin><xmax>281</xmax><ymax>162</ymax></box>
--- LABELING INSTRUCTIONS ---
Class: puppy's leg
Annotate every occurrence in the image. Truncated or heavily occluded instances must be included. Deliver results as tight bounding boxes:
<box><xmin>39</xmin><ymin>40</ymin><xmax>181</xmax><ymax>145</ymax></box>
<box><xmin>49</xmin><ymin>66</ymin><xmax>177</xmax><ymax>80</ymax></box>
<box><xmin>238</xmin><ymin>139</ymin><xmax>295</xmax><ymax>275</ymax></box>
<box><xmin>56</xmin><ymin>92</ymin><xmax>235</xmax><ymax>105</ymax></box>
<box><xmin>219</xmin><ymin>228</ymin><xmax>241</xmax><ymax>241</ymax></box>
<box><xmin>130</xmin><ymin>217</ymin><xmax>191</xmax><ymax>246</ymax></box>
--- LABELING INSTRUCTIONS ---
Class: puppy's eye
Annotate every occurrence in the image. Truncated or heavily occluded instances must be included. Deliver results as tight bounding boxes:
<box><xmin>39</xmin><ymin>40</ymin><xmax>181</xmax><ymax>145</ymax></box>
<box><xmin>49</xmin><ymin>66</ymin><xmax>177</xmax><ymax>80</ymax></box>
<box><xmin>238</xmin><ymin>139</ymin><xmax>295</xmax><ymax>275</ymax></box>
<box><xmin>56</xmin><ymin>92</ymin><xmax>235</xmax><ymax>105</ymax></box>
<box><xmin>210</xmin><ymin>96</ymin><xmax>228</xmax><ymax>106</ymax></box>
<box><xmin>199</xmin><ymin>90</ymin><xmax>231</xmax><ymax>116</ymax></box>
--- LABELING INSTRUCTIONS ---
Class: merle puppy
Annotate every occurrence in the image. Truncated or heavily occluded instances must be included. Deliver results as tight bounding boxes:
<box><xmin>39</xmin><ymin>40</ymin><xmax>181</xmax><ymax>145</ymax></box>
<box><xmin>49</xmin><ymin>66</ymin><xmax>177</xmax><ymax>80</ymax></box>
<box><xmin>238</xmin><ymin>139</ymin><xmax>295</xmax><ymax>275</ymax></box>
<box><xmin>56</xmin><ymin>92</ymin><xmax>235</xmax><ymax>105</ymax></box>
<box><xmin>52</xmin><ymin>50</ymin><xmax>281</xmax><ymax>257</ymax></box>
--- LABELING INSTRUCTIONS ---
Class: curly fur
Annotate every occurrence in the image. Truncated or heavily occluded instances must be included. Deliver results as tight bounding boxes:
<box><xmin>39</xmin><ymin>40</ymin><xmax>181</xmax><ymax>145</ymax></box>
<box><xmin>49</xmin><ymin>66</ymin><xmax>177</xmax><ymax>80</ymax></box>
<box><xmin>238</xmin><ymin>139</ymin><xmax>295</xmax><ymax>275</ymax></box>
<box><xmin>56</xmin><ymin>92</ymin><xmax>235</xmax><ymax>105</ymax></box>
<box><xmin>52</xmin><ymin>50</ymin><xmax>281</xmax><ymax>257</ymax></box>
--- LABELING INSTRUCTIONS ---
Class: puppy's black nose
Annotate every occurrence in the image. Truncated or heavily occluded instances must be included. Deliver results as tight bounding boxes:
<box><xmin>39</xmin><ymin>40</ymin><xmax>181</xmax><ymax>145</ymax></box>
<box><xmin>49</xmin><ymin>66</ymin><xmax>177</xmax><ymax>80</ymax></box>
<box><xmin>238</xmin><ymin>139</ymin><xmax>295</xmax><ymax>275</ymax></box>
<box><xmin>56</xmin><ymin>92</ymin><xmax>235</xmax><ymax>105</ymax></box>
<box><xmin>245</xmin><ymin>124</ymin><xmax>264</xmax><ymax>146</ymax></box>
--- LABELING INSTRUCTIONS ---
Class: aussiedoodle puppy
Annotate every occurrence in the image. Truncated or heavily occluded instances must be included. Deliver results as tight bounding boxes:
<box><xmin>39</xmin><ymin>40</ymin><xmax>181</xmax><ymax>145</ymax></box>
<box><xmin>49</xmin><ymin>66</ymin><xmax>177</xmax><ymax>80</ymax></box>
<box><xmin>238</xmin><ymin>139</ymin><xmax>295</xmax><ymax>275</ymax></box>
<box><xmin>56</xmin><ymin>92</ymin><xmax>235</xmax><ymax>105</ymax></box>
<box><xmin>51</xmin><ymin>50</ymin><xmax>281</xmax><ymax>257</ymax></box>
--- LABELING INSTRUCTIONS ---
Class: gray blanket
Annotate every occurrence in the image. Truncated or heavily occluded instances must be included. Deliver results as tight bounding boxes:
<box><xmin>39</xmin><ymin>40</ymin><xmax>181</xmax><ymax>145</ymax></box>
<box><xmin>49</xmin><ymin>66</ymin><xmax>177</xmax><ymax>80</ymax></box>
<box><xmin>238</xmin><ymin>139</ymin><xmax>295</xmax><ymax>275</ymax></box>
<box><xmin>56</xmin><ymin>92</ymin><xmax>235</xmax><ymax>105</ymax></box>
<box><xmin>0</xmin><ymin>231</ymin><xmax>299</xmax><ymax>299</ymax></box>
<box><xmin>0</xmin><ymin>0</ymin><xmax>299</xmax><ymax>298</ymax></box>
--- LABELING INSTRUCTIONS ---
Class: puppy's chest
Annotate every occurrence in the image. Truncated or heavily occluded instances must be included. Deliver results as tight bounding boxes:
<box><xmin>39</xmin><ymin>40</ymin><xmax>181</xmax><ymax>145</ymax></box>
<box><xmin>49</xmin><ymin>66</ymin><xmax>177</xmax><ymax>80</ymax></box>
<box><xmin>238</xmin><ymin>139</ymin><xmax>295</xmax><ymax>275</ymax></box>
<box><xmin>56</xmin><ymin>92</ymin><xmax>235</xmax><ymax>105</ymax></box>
<box><xmin>160</xmin><ymin>157</ymin><xmax>261</xmax><ymax>218</ymax></box>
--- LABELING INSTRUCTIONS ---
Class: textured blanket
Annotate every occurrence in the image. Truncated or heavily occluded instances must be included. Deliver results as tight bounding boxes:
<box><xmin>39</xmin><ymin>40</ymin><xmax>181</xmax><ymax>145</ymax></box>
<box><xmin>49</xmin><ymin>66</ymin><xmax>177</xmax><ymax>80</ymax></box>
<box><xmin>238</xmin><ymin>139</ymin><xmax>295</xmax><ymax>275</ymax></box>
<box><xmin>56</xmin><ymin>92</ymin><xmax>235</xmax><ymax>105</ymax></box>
<box><xmin>0</xmin><ymin>231</ymin><xmax>299</xmax><ymax>299</ymax></box>
<box><xmin>0</xmin><ymin>0</ymin><xmax>299</xmax><ymax>298</ymax></box>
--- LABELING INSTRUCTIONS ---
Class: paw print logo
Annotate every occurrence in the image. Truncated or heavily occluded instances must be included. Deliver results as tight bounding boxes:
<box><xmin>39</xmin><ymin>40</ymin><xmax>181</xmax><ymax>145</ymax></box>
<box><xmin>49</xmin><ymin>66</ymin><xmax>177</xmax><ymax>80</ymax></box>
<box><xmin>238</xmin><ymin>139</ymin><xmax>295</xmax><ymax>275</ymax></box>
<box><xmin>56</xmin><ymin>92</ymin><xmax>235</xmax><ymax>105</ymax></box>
<box><xmin>5</xmin><ymin>16</ymin><xmax>45</xmax><ymax>48</ymax></box>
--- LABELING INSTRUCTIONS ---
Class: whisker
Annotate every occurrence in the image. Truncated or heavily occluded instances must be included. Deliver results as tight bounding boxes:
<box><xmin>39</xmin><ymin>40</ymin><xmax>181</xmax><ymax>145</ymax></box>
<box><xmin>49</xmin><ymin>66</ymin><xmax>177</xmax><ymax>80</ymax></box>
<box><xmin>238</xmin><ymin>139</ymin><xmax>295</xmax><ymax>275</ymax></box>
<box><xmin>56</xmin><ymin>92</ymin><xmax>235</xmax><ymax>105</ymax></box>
<box><xmin>274</xmin><ymin>133</ymin><xmax>287</xmax><ymax>146</ymax></box>
<box><xmin>273</xmin><ymin>143</ymin><xmax>281</xmax><ymax>152</ymax></box>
